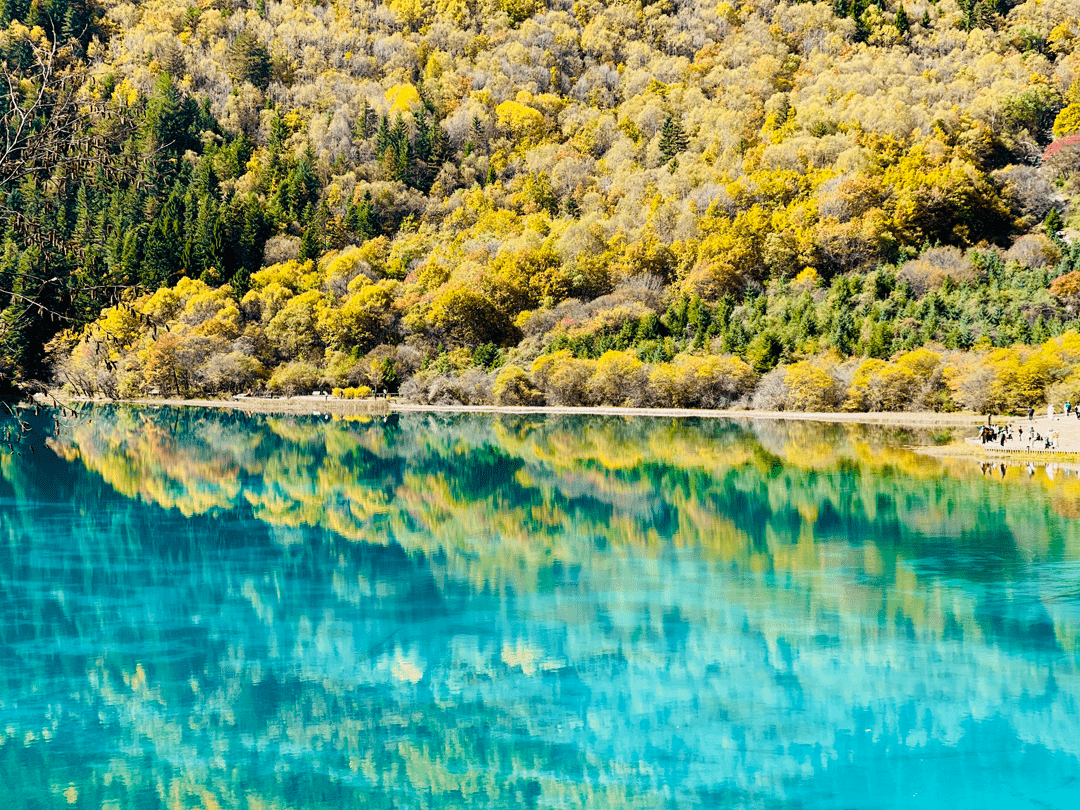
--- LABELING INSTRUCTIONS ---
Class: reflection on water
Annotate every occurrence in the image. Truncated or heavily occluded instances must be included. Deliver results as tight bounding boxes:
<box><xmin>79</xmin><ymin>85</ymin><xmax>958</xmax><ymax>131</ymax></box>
<box><xmin>0</xmin><ymin>406</ymin><xmax>1078</xmax><ymax>809</ymax></box>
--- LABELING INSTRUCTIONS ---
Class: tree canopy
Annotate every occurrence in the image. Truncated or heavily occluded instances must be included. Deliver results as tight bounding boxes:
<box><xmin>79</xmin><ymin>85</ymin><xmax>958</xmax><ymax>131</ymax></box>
<box><xmin>0</xmin><ymin>0</ymin><xmax>1078</xmax><ymax>409</ymax></box>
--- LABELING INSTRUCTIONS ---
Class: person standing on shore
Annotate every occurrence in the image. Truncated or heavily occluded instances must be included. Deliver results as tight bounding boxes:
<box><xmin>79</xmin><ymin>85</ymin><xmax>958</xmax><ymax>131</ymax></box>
<box><xmin>1029</xmin><ymin>405</ymin><xmax>1035</xmax><ymax>421</ymax></box>
<box><xmin>1049</xmin><ymin>403</ymin><xmax>1055</xmax><ymax>420</ymax></box>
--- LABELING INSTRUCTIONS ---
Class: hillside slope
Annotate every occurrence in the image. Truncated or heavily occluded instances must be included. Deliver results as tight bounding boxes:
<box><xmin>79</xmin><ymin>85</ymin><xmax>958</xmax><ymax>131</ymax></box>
<box><xmin>4</xmin><ymin>0</ymin><xmax>1080</xmax><ymax>409</ymax></box>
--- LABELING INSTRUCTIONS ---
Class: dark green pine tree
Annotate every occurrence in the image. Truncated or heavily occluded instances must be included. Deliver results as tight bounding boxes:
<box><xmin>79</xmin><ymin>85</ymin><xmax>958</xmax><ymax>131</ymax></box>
<box><xmin>1013</xmin><ymin>314</ymin><xmax>1032</xmax><ymax>344</ymax></box>
<box><xmin>895</xmin><ymin>3</ymin><xmax>909</xmax><ymax>35</ymax></box>
<box><xmin>71</xmin><ymin>185</ymin><xmax>93</xmax><ymax>254</ymax></box>
<box><xmin>375</xmin><ymin>115</ymin><xmax>392</xmax><ymax>157</ymax></box>
<box><xmin>413</xmin><ymin>110</ymin><xmax>432</xmax><ymax>188</ymax></box>
<box><xmin>854</xmin><ymin>10</ymin><xmax>871</xmax><ymax>41</ymax></box>
<box><xmin>0</xmin><ymin>246</ymin><xmax>57</xmax><ymax>381</ymax></box>
<box><xmin>830</xmin><ymin>309</ymin><xmax>858</xmax><ymax>355</ymax></box>
<box><xmin>284</xmin><ymin>147</ymin><xmax>319</xmax><ymax>219</ymax></box>
<box><xmin>180</xmin><ymin>186</ymin><xmax>203</xmax><ymax>276</ymax></box>
<box><xmin>25</xmin><ymin>0</ymin><xmax>44</xmax><ymax>27</ymax></box>
<box><xmin>1045</xmin><ymin>207</ymin><xmax>1064</xmax><ymax>241</ymax></box>
<box><xmin>394</xmin><ymin>139</ymin><xmax>413</xmax><ymax>186</ymax></box>
<box><xmin>226</xmin><ymin>30</ymin><xmax>271</xmax><ymax>90</ymax></box>
<box><xmin>298</xmin><ymin>203</ymin><xmax>330</xmax><ymax>263</ymax></box>
<box><xmin>142</xmin><ymin>212</ymin><xmax>182</xmax><ymax>288</ymax></box>
<box><xmin>958</xmin><ymin>0</ymin><xmax>978</xmax><ymax>30</ymax></box>
<box><xmin>61</xmin><ymin>0</ymin><xmax>92</xmax><ymax>43</ymax></box>
<box><xmin>383</xmin><ymin>114</ymin><xmax>412</xmax><ymax>184</ymax></box>
<box><xmin>1032</xmin><ymin>316</ymin><xmax>1051</xmax><ymax>344</ymax></box>
<box><xmin>149</xmin><ymin>187</ymin><xmax>188</xmax><ymax>284</ymax></box>
<box><xmin>237</xmin><ymin>195</ymin><xmax>267</xmax><ymax>281</ymax></box>
<box><xmin>0</xmin><ymin>239</ymin><xmax>20</xmax><ymax>297</ymax></box>
<box><xmin>298</xmin><ymin>222</ymin><xmax>321</xmax><ymax>264</ymax></box>
<box><xmin>143</xmin><ymin>73</ymin><xmax>193</xmax><ymax>154</ymax></box>
<box><xmin>429</xmin><ymin>123</ymin><xmax>450</xmax><ymax>173</ymax></box>
<box><xmin>194</xmin><ymin>195</ymin><xmax>224</xmax><ymax>277</ymax></box>
<box><xmin>866</xmin><ymin>319</ymin><xmax>893</xmax><ymax>358</ymax></box>
<box><xmin>346</xmin><ymin>190</ymin><xmax>379</xmax><ymax>240</ymax></box>
<box><xmin>390</xmin><ymin>114</ymin><xmax>408</xmax><ymax>151</ymax></box>
<box><xmin>658</xmin><ymin>114</ymin><xmax>689</xmax><ymax>165</ymax></box>
<box><xmin>269</xmin><ymin>110</ymin><xmax>289</xmax><ymax>150</ymax></box>
<box><xmin>119</xmin><ymin>226</ymin><xmax>144</xmax><ymax>286</ymax></box>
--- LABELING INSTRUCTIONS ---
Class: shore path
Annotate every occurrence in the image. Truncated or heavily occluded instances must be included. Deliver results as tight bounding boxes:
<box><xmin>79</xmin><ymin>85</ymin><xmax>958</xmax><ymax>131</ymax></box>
<box><xmin>968</xmin><ymin>413</ymin><xmax>1080</xmax><ymax>455</ymax></box>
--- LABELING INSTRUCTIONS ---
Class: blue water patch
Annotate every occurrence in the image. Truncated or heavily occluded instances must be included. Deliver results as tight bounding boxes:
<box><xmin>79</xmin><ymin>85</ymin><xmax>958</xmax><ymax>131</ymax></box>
<box><xmin>0</xmin><ymin>407</ymin><xmax>1077</xmax><ymax>808</ymax></box>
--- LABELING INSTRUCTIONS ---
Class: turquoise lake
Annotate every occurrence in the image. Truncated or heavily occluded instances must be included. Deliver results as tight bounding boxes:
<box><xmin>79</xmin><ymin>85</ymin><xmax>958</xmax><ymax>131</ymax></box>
<box><xmin>0</xmin><ymin>406</ymin><xmax>1078</xmax><ymax>808</ymax></box>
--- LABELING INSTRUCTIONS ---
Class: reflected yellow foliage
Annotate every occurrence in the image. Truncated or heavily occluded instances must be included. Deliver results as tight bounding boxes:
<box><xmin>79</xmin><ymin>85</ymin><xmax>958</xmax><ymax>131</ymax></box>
<box><xmin>38</xmin><ymin>407</ymin><xmax>1080</xmax><ymax>673</ymax></box>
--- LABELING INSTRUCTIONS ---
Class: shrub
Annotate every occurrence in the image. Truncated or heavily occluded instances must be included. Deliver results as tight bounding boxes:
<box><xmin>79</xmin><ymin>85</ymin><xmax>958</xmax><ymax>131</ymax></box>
<box><xmin>493</xmin><ymin>366</ymin><xmax>545</xmax><ymax>405</ymax></box>
<box><xmin>398</xmin><ymin>370</ymin><xmax>491</xmax><ymax>405</ymax></box>
<box><xmin>588</xmin><ymin>350</ymin><xmax>649</xmax><ymax>406</ymax></box>
<box><xmin>843</xmin><ymin>349</ymin><xmax>943</xmax><ymax>411</ymax></box>
<box><xmin>268</xmin><ymin>361</ymin><xmax>319</xmax><ymax>396</ymax></box>
<box><xmin>750</xmin><ymin>367</ymin><xmax>790</xmax><ymax>410</ymax></box>
<box><xmin>897</xmin><ymin>246</ymin><xmax>979</xmax><ymax>295</ymax></box>
<box><xmin>1053</xmin><ymin>103</ymin><xmax>1080</xmax><ymax>139</ymax></box>
<box><xmin>201</xmin><ymin>351</ymin><xmax>267</xmax><ymax>394</ymax></box>
<box><xmin>1006</xmin><ymin>235</ymin><xmax>1061</xmax><ymax>269</ymax></box>
<box><xmin>992</xmin><ymin>166</ymin><xmax>1060</xmax><ymax>228</ymax></box>
<box><xmin>532</xmin><ymin>351</ymin><xmax>596</xmax><ymax>406</ymax></box>
<box><xmin>1043</xmin><ymin>135</ymin><xmax>1080</xmax><ymax>175</ymax></box>
<box><xmin>1049</xmin><ymin>271</ymin><xmax>1080</xmax><ymax>309</ymax></box>
<box><xmin>784</xmin><ymin>360</ymin><xmax>842</xmax><ymax>411</ymax></box>
<box><xmin>649</xmin><ymin>354</ymin><xmax>757</xmax><ymax>408</ymax></box>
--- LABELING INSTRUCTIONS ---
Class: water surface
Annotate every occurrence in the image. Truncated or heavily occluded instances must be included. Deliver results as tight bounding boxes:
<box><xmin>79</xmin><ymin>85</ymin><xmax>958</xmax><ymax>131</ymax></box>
<box><xmin>0</xmin><ymin>407</ymin><xmax>1077</xmax><ymax>808</ymax></box>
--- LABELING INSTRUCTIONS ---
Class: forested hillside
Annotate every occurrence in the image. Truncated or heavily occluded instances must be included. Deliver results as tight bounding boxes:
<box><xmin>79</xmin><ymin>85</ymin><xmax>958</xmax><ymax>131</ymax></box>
<box><xmin>5</xmin><ymin>0</ymin><xmax>1080</xmax><ymax>410</ymax></box>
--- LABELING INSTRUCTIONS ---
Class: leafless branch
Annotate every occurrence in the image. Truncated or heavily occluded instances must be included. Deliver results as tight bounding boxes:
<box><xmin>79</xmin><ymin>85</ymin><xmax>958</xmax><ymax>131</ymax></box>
<box><xmin>0</xmin><ymin>31</ymin><xmax>119</xmax><ymax>189</ymax></box>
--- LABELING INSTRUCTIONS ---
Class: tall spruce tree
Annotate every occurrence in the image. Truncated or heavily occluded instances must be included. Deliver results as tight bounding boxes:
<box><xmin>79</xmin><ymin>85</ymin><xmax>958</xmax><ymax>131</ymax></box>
<box><xmin>895</xmin><ymin>3</ymin><xmax>909</xmax><ymax>34</ymax></box>
<box><xmin>659</xmin><ymin>115</ymin><xmax>689</xmax><ymax>164</ymax></box>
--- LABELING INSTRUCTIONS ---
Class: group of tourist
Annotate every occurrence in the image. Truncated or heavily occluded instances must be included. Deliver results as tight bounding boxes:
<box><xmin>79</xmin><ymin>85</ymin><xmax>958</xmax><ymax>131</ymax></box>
<box><xmin>980</xmin><ymin>423</ymin><xmax>1060</xmax><ymax>450</ymax></box>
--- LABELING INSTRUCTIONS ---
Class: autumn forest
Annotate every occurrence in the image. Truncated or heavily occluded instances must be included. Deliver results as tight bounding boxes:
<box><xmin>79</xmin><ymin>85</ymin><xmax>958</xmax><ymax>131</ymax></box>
<box><xmin>4</xmin><ymin>0</ymin><xmax>1080</xmax><ymax>412</ymax></box>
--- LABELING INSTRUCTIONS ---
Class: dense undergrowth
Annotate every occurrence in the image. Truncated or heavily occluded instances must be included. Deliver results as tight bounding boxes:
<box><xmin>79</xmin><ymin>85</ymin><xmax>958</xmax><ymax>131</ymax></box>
<box><xmin>5</xmin><ymin>0</ymin><xmax>1080</xmax><ymax>410</ymax></box>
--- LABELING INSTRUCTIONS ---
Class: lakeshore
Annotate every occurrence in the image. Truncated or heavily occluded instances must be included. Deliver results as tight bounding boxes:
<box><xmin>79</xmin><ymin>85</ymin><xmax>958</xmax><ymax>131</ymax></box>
<box><xmin>45</xmin><ymin>392</ymin><xmax>981</xmax><ymax>426</ymax></box>
<box><xmin>43</xmin><ymin>392</ymin><xmax>1080</xmax><ymax>460</ymax></box>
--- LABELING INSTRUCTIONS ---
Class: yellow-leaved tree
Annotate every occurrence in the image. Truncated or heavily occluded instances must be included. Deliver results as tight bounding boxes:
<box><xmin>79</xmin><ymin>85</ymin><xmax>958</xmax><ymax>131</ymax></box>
<box><xmin>783</xmin><ymin>360</ymin><xmax>841</xmax><ymax>412</ymax></box>
<box><xmin>495</xmin><ymin>98</ymin><xmax>545</xmax><ymax>141</ymax></box>
<box><xmin>844</xmin><ymin>349</ymin><xmax>943</xmax><ymax>412</ymax></box>
<box><xmin>588</xmin><ymin>350</ymin><xmax>648</xmax><ymax>406</ymax></box>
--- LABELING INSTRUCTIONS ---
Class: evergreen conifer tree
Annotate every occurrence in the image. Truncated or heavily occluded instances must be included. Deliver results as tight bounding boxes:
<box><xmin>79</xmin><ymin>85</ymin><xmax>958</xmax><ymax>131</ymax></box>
<box><xmin>226</xmin><ymin>31</ymin><xmax>271</xmax><ymax>90</ymax></box>
<box><xmin>375</xmin><ymin>115</ymin><xmax>391</xmax><ymax>156</ymax></box>
<box><xmin>1045</xmin><ymin>207</ymin><xmax>1064</xmax><ymax>240</ymax></box>
<box><xmin>659</xmin><ymin>115</ymin><xmax>688</xmax><ymax>164</ymax></box>
<box><xmin>895</xmin><ymin>4</ymin><xmax>909</xmax><ymax>35</ymax></box>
